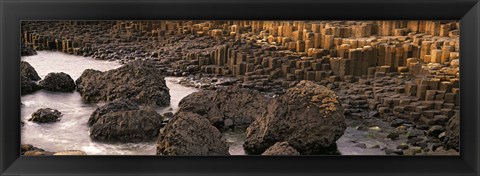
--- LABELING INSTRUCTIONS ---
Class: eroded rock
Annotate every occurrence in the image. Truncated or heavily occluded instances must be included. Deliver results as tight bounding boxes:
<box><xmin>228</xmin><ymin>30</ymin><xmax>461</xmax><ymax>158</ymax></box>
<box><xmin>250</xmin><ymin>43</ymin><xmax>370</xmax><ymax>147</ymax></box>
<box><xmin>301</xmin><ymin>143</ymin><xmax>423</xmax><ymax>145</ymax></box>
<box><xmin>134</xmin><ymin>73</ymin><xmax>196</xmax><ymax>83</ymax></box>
<box><xmin>28</xmin><ymin>108</ymin><xmax>62</xmax><ymax>123</ymax></box>
<box><xmin>39</xmin><ymin>72</ymin><xmax>76</xmax><ymax>92</ymax></box>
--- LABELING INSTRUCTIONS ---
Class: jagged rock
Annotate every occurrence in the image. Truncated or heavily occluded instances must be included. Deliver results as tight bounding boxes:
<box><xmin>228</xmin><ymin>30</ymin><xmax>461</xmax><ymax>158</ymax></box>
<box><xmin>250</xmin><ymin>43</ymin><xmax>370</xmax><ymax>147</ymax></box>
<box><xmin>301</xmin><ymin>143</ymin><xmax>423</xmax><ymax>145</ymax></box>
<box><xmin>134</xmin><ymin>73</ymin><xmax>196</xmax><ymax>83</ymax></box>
<box><xmin>156</xmin><ymin>112</ymin><xmax>229</xmax><ymax>155</ymax></box>
<box><xmin>76</xmin><ymin>61</ymin><xmax>170</xmax><ymax>106</ymax></box>
<box><xmin>261</xmin><ymin>142</ymin><xmax>300</xmax><ymax>155</ymax></box>
<box><xmin>444</xmin><ymin>112</ymin><xmax>459</xmax><ymax>151</ymax></box>
<box><xmin>88</xmin><ymin>99</ymin><xmax>139</xmax><ymax>126</ymax></box>
<box><xmin>89</xmin><ymin>106</ymin><xmax>163</xmax><ymax>142</ymax></box>
<box><xmin>21</xmin><ymin>61</ymin><xmax>41</xmax><ymax>81</ymax></box>
<box><xmin>21</xmin><ymin>144</ymin><xmax>53</xmax><ymax>155</ymax></box>
<box><xmin>177</xmin><ymin>87</ymin><xmax>268</xmax><ymax>130</ymax></box>
<box><xmin>39</xmin><ymin>72</ymin><xmax>76</xmax><ymax>92</ymax></box>
<box><xmin>20</xmin><ymin>61</ymin><xmax>42</xmax><ymax>95</ymax></box>
<box><xmin>244</xmin><ymin>80</ymin><xmax>346</xmax><ymax>155</ymax></box>
<box><xmin>28</xmin><ymin>108</ymin><xmax>62</xmax><ymax>123</ymax></box>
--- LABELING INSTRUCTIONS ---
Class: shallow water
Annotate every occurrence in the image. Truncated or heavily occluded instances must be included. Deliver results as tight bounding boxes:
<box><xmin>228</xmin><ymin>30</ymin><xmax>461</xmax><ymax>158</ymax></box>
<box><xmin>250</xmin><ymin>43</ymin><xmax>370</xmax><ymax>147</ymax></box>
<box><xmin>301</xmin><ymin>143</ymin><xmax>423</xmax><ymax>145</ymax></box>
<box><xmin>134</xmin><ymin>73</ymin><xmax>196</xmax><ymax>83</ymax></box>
<box><xmin>21</xmin><ymin>52</ymin><xmax>198</xmax><ymax>155</ymax></box>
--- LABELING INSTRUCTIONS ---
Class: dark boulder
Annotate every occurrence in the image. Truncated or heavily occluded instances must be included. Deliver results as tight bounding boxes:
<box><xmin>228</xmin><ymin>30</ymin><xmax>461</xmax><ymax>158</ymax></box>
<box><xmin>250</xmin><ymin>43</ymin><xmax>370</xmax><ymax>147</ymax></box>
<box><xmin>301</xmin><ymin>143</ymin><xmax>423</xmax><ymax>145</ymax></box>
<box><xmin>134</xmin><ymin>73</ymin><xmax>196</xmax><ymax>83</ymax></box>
<box><xmin>89</xmin><ymin>107</ymin><xmax>164</xmax><ymax>143</ymax></box>
<box><xmin>177</xmin><ymin>87</ymin><xmax>268</xmax><ymax>130</ymax></box>
<box><xmin>39</xmin><ymin>72</ymin><xmax>76</xmax><ymax>92</ymax></box>
<box><xmin>244</xmin><ymin>80</ymin><xmax>346</xmax><ymax>155</ymax></box>
<box><xmin>261</xmin><ymin>142</ymin><xmax>300</xmax><ymax>155</ymax></box>
<box><xmin>88</xmin><ymin>99</ymin><xmax>139</xmax><ymax>126</ymax></box>
<box><xmin>156</xmin><ymin>112</ymin><xmax>229</xmax><ymax>155</ymax></box>
<box><xmin>76</xmin><ymin>61</ymin><xmax>170</xmax><ymax>106</ymax></box>
<box><xmin>21</xmin><ymin>61</ymin><xmax>41</xmax><ymax>81</ymax></box>
<box><xmin>20</xmin><ymin>61</ymin><xmax>42</xmax><ymax>95</ymax></box>
<box><xmin>28</xmin><ymin>108</ymin><xmax>62</xmax><ymax>123</ymax></box>
<box><xmin>444</xmin><ymin>112</ymin><xmax>459</xmax><ymax>151</ymax></box>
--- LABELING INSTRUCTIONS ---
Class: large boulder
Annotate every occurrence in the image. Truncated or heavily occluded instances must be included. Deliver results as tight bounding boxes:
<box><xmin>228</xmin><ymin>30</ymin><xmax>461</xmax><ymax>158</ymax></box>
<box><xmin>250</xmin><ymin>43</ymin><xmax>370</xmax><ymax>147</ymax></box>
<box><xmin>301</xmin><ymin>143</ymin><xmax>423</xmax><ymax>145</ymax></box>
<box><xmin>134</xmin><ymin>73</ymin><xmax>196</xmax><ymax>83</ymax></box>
<box><xmin>89</xmin><ymin>106</ymin><xmax>164</xmax><ymax>143</ymax></box>
<box><xmin>244</xmin><ymin>80</ymin><xmax>346</xmax><ymax>155</ymax></box>
<box><xmin>88</xmin><ymin>99</ymin><xmax>139</xmax><ymax>126</ymax></box>
<box><xmin>39</xmin><ymin>72</ymin><xmax>76</xmax><ymax>92</ymax></box>
<box><xmin>21</xmin><ymin>61</ymin><xmax>41</xmax><ymax>81</ymax></box>
<box><xmin>20</xmin><ymin>61</ymin><xmax>42</xmax><ymax>95</ymax></box>
<box><xmin>177</xmin><ymin>87</ymin><xmax>268</xmax><ymax>130</ymax></box>
<box><xmin>28</xmin><ymin>108</ymin><xmax>62</xmax><ymax>123</ymax></box>
<box><xmin>443</xmin><ymin>112</ymin><xmax>459</xmax><ymax>151</ymax></box>
<box><xmin>156</xmin><ymin>112</ymin><xmax>229</xmax><ymax>155</ymax></box>
<box><xmin>76</xmin><ymin>61</ymin><xmax>170</xmax><ymax>106</ymax></box>
<box><xmin>261</xmin><ymin>142</ymin><xmax>300</xmax><ymax>155</ymax></box>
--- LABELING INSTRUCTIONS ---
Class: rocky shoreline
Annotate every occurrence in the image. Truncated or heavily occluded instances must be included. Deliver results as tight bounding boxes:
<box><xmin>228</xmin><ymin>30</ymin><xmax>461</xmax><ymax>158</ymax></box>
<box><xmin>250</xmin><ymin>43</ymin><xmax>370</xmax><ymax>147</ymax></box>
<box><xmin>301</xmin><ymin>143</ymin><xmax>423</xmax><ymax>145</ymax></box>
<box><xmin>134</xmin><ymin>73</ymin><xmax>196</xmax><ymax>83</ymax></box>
<box><xmin>21</xmin><ymin>20</ymin><xmax>460</xmax><ymax>155</ymax></box>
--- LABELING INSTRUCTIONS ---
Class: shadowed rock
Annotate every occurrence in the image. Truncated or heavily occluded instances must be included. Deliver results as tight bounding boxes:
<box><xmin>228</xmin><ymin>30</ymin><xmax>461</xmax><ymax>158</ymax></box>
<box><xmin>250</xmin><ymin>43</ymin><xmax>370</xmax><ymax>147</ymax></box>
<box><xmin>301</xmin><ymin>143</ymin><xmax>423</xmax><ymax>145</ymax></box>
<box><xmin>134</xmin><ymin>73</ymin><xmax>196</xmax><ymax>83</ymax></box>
<box><xmin>443</xmin><ymin>112</ymin><xmax>459</xmax><ymax>151</ymax></box>
<box><xmin>28</xmin><ymin>108</ymin><xmax>62</xmax><ymax>123</ymax></box>
<box><xmin>76</xmin><ymin>60</ymin><xmax>170</xmax><ymax>106</ymax></box>
<box><xmin>157</xmin><ymin>112</ymin><xmax>229</xmax><ymax>155</ymax></box>
<box><xmin>21</xmin><ymin>61</ymin><xmax>42</xmax><ymax>95</ymax></box>
<box><xmin>177</xmin><ymin>87</ymin><xmax>268</xmax><ymax>131</ymax></box>
<box><xmin>261</xmin><ymin>142</ymin><xmax>300</xmax><ymax>155</ymax></box>
<box><xmin>39</xmin><ymin>72</ymin><xmax>76</xmax><ymax>92</ymax></box>
<box><xmin>244</xmin><ymin>80</ymin><xmax>346</xmax><ymax>155</ymax></box>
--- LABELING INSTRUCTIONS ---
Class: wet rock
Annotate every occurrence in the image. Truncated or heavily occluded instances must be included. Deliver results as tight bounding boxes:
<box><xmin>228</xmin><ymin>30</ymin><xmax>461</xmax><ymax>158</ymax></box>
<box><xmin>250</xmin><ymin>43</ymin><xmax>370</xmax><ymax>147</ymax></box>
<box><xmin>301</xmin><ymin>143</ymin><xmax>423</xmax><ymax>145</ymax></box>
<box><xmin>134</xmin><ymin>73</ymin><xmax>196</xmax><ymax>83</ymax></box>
<box><xmin>157</xmin><ymin>112</ymin><xmax>229</xmax><ymax>155</ymax></box>
<box><xmin>407</xmin><ymin>129</ymin><xmax>425</xmax><ymax>139</ymax></box>
<box><xmin>396</xmin><ymin>143</ymin><xmax>409</xmax><ymax>150</ymax></box>
<box><xmin>261</xmin><ymin>142</ymin><xmax>300</xmax><ymax>155</ymax></box>
<box><xmin>28</xmin><ymin>108</ymin><xmax>62</xmax><ymax>123</ymax></box>
<box><xmin>427</xmin><ymin>125</ymin><xmax>445</xmax><ymax>137</ymax></box>
<box><xmin>88</xmin><ymin>99</ymin><xmax>139</xmax><ymax>126</ymax></box>
<box><xmin>444</xmin><ymin>112</ymin><xmax>459</xmax><ymax>151</ymax></box>
<box><xmin>53</xmin><ymin>150</ymin><xmax>87</xmax><ymax>155</ymax></box>
<box><xmin>21</xmin><ymin>144</ymin><xmax>53</xmax><ymax>155</ymax></box>
<box><xmin>89</xmin><ymin>107</ymin><xmax>164</xmax><ymax>142</ymax></box>
<box><xmin>39</xmin><ymin>72</ymin><xmax>76</xmax><ymax>92</ymax></box>
<box><xmin>177</xmin><ymin>87</ymin><xmax>267</xmax><ymax>130</ymax></box>
<box><xmin>385</xmin><ymin>148</ymin><xmax>403</xmax><ymax>155</ymax></box>
<box><xmin>76</xmin><ymin>61</ymin><xmax>170</xmax><ymax>106</ymax></box>
<box><xmin>162</xmin><ymin>112</ymin><xmax>174</xmax><ymax>119</ymax></box>
<box><xmin>21</xmin><ymin>61</ymin><xmax>41</xmax><ymax>81</ymax></box>
<box><xmin>387</xmin><ymin>132</ymin><xmax>399</xmax><ymax>140</ymax></box>
<box><xmin>354</xmin><ymin>143</ymin><xmax>367</xmax><ymax>149</ymax></box>
<box><xmin>403</xmin><ymin>146</ymin><xmax>422</xmax><ymax>155</ymax></box>
<box><xmin>21</xmin><ymin>61</ymin><xmax>42</xmax><ymax>95</ymax></box>
<box><xmin>244</xmin><ymin>80</ymin><xmax>346</xmax><ymax>155</ymax></box>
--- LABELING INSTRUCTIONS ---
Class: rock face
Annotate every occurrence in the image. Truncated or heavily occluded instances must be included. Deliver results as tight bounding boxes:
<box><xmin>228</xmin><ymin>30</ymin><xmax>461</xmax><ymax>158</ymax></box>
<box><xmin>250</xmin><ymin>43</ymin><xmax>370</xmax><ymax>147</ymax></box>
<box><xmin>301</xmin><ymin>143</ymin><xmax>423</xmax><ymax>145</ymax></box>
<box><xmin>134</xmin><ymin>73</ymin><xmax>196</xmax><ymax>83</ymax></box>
<box><xmin>20</xmin><ymin>61</ymin><xmax>42</xmax><ymax>95</ymax></box>
<box><xmin>443</xmin><ymin>112</ymin><xmax>460</xmax><ymax>151</ymax></box>
<box><xmin>244</xmin><ymin>80</ymin><xmax>346</xmax><ymax>155</ymax></box>
<box><xmin>28</xmin><ymin>108</ymin><xmax>62</xmax><ymax>123</ymax></box>
<box><xmin>21</xmin><ymin>43</ymin><xmax>37</xmax><ymax>56</ymax></box>
<box><xmin>157</xmin><ymin>112</ymin><xmax>229</xmax><ymax>155</ymax></box>
<box><xmin>39</xmin><ymin>72</ymin><xmax>76</xmax><ymax>92</ymax></box>
<box><xmin>261</xmin><ymin>142</ymin><xmax>300</xmax><ymax>155</ymax></box>
<box><xmin>88</xmin><ymin>99</ymin><xmax>139</xmax><ymax>126</ymax></box>
<box><xmin>76</xmin><ymin>61</ymin><xmax>170</xmax><ymax>106</ymax></box>
<box><xmin>89</xmin><ymin>106</ymin><xmax>164</xmax><ymax>143</ymax></box>
<box><xmin>177</xmin><ymin>87</ymin><xmax>268</xmax><ymax>130</ymax></box>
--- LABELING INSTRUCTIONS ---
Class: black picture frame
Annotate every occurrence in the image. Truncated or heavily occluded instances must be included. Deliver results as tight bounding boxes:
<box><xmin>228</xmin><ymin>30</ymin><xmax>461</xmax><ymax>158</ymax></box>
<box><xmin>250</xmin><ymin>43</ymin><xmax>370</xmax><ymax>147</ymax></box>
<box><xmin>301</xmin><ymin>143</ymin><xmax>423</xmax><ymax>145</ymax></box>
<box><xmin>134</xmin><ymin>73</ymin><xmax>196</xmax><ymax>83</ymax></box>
<box><xmin>1</xmin><ymin>0</ymin><xmax>479</xmax><ymax>175</ymax></box>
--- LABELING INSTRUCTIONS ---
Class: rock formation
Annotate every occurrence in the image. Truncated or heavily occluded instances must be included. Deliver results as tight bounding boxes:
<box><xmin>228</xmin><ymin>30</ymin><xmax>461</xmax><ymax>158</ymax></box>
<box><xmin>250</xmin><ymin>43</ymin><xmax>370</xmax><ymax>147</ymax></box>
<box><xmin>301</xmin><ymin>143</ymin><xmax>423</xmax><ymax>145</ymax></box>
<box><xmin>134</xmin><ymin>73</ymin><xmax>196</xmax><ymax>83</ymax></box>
<box><xmin>177</xmin><ymin>87</ymin><xmax>268</xmax><ymax>130</ymax></box>
<box><xmin>20</xmin><ymin>61</ymin><xmax>42</xmax><ymax>95</ymax></box>
<box><xmin>39</xmin><ymin>72</ymin><xmax>76</xmax><ymax>92</ymax></box>
<box><xmin>76</xmin><ymin>60</ymin><xmax>170</xmax><ymax>106</ymax></box>
<box><xmin>157</xmin><ymin>112</ymin><xmax>229</xmax><ymax>155</ymax></box>
<box><xmin>28</xmin><ymin>108</ymin><xmax>62</xmax><ymax>123</ymax></box>
<box><xmin>443</xmin><ymin>112</ymin><xmax>459</xmax><ymax>151</ymax></box>
<box><xmin>244</xmin><ymin>80</ymin><xmax>346</xmax><ymax>155</ymax></box>
<box><xmin>261</xmin><ymin>142</ymin><xmax>300</xmax><ymax>155</ymax></box>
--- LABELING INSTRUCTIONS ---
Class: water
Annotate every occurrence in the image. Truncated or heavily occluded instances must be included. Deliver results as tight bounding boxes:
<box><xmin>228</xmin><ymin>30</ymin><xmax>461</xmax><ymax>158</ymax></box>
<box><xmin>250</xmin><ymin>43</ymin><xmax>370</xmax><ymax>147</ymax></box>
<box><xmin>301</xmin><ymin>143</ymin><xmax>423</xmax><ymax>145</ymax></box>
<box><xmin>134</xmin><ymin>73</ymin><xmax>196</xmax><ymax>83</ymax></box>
<box><xmin>21</xmin><ymin>51</ymin><xmax>198</xmax><ymax>155</ymax></box>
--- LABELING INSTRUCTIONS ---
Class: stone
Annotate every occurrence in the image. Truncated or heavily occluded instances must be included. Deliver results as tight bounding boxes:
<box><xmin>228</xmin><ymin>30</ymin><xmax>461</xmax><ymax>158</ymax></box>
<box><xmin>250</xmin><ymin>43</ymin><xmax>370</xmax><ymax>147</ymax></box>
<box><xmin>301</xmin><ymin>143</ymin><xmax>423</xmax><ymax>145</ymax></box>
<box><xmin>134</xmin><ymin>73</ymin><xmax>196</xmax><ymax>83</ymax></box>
<box><xmin>21</xmin><ymin>61</ymin><xmax>41</xmax><ymax>81</ymax></box>
<box><xmin>157</xmin><ymin>112</ymin><xmax>229</xmax><ymax>155</ymax></box>
<box><xmin>28</xmin><ymin>108</ymin><xmax>62</xmax><ymax>123</ymax></box>
<box><xmin>89</xmin><ymin>105</ymin><xmax>164</xmax><ymax>142</ymax></box>
<box><xmin>88</xmin><ymin>99</ymin><xmax>140</xmax><ymax>126</ymax></box>
<box><xmin>76</xmin><ymin>60</ymin><xmax>170</xmax><ymax>106</ymax></box>
<box><xmin>387</xmin><ymin>132</ymin><xmax>400</xmax><ymax>140</ymax></box>
<box><xmin>427</xmin><ymin>125</ymin><xmax>445</xmax><ymax>137</ymax></box>
<box><xmin>244</xmin><ymin>80</ymin><xmax>346</xmax><ymax>155</ymax></box>
<box><xmin>177</xmin><ymin>87</ymin><xmax>268</xmax><ymax>130</ymax></box>
<box><xmin>20</xmin><ymin>61</ymin><xmax>42</xmax><ymax>95</ymax></box>
<box><xmin>407</xmin><ymin>129</ymin><xmax>425</xmax><ymax>139</ymax></box>
<box><xmin>444</xmin><ymin>112</ymin><xmax>459</xmax><ymax>151</ymax></box>
<box><xmin>261</xmin><ymin>142</ymin><xmax>301</xmax><ymax>155</ymax></box>
<box><xmin>39</xmin><ymin>72</ymin><xmax>76</xmax><ymax>92</ymax></box>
